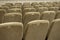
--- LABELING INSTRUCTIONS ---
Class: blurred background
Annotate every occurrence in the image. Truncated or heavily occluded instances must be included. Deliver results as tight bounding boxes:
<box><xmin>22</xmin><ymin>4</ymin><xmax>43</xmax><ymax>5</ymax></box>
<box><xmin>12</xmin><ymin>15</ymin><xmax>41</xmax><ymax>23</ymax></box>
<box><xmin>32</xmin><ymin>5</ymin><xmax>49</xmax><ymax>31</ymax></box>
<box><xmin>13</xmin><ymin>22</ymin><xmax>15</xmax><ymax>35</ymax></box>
<box><xmin>0</xmin><ymin>0</ymin><xmax>59</xmax><ymax>1</ymax></box>
<box><xmin>0</xmin><ymin>0</ymin><xmax>60</xmax><ymax>5</ymax></box>
<box><xmin>0</xmin><ymin>0</ymin><xmax>60</xmax><ymax>2</ymax></box>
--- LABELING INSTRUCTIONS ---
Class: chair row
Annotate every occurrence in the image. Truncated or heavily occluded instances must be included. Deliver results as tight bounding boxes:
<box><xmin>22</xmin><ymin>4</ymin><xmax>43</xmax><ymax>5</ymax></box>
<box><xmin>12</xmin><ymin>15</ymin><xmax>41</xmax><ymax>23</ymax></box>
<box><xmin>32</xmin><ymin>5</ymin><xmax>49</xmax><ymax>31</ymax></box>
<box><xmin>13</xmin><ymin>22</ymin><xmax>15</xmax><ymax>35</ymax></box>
<box><xmin>0</xmin><ymin>2</ymin><xmax>60</xmax><ymax>13</ymax></box>
<box><xmin>0</xmin><ymin>19</ymin><xmax>60</xmax><ymax>40</ymax></box>
<box><xmin>23</xmin><ymin>19</ymin><xmax>60</xmax><ymax>40</ymax></box>
<box><xmin>1</xmin><ymin>2</ymin><xmax>60</xmax><ymax>7</ymax></box>
<box><xmin>0</xmin><ymin>10</ymin><xmax>60</xmax><ymax>23</ymax></box>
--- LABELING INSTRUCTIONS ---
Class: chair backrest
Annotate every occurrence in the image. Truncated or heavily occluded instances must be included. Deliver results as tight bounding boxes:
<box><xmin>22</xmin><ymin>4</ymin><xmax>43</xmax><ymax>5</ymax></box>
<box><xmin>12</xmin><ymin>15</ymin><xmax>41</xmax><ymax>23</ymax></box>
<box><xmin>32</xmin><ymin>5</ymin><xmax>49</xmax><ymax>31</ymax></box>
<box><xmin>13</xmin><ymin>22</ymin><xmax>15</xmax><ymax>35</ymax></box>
<box><xmin>0</xmin><ymin>22</ymin><xmax>23</xmax><ymax>40</ymax></box>
<box><xmin>15</xmin><ymin>3</ymin><xmax>22</xmax><ymax>6</ymax></box>
<box><xmin>23</xmin><ymin>8</ymin><xmax>36</xmax><ymax>14</ymax></box>
<box><xmin>0</xmin><ymin>9</ymin><xmax>6</xmax><ymax>23</ymax></box>
<box><xmin>55</xmin><ymin>11</ymin><xmax>60</xmax><ymax>19</ymax></box>
<box><xmin>23</xmin><ymin>12</ymin><xmax>40</xmax><ymax>25</ymax></box>
<box><xmin>3</xmin><ymin>13</ymin><xmax>22</xmax><ymax>23</ymax></box>
<box><xmin>48</xmin><ymin>7</ymin><xmax>59</xmax><ymax>11</ymax></box>
<box><xmin>41</xmin><ymin>11</ymin><xmax>56</xmax><ymax>23</ymax></box>
<box><xmin>47</xmin><ymin>19</ymin><xmax>60</xmax><ymax>40</ymax></box>
<box><xmin>37</xmin><ymin>7</ymin><xmax>48</xmax><ymax>13</ymax></box>
<box><xmin>23</xmin><ymin>20</ymin><xmax>49</xmax><ymax>40</ymax></box>
<box><xmin>8</xmin><ymin>8</ymin><xmax>22</xmax><ymax>13</ymax></box>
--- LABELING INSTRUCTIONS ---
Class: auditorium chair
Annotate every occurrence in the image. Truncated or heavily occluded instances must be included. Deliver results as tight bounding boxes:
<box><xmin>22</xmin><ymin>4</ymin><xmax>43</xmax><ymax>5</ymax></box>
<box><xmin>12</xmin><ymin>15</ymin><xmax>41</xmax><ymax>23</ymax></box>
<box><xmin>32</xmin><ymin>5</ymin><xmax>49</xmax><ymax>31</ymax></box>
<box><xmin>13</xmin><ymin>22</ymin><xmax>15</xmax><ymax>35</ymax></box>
<box><xmin>3</xmin><ymin>13</ymin><xmax>22</xmax><ymax>23</ymax></box>
<box><xmin>0</xmin><ymin>22</ymin><xmax>23</xmax><ymax>40</ymax></box>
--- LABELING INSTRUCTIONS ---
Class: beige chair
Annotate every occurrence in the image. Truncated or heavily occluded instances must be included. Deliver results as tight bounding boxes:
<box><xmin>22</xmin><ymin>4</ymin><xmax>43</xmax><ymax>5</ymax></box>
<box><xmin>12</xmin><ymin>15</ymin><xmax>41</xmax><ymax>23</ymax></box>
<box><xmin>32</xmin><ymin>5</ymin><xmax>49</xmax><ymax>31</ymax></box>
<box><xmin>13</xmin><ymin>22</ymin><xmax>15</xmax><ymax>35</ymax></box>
<box><xmin>0</xmin><ymin>22</ymin><xmax>23</xmax><ymax>40</ymax></box>
<box><xmin>47</xmin><ymin>19</ymin><xmax>60</xmax><ymax>40</ymax></box>
<box><xmin>23</xmin><ymin>12</ymin><xmax>40</xmax><ymax>33</ymax></box>
<box><xmin>23</xmin><ymin>2</ymin><xmax>31</xmax><ymax>6</ymax></box>
<box><xmin>48</xmin><ymin>7</ymin><xmax>59</xmax><ymax>11</ymax></box>
<box><xmin>24</xmin><ymin>20</ymin><xmax>49</xmax><ymax>40</ymax></box>
<box><xmin>55</xmin><ymin>11</ymin><xmax>60</xmax><ymax>19</ymax></box>
<box><xmin>23</xmin><ymin>8</ymin><xmax>36</xmax><ymax>14</ymax></box>
<box><xmin>3</xmin><ymin>13</ymin><xmax>22</xmax><ymax>23</ymax></box>
<box><xmin>31</xmin><ymin>2</ymin><xmax>39</xmax><ymax>6</ymax></box>
<box><xmin>0</xmin><ymin>9</ymin><xmax>6</xmax><ymax>23</ymax></box>
<box><xmin>23</xmin><ymin>2</ymin><xmax>32</xmax><ymax>8</ymax></box>
<box><xmin>37</xmin><ymin>7</ymin><xmax>48</xmax><ymax>13</ymax></box>
<box><xmin>10</xmin><ymin>5</ymin><xmax>22</xmax><ymax>9</ymax></box>
<box><xmin>15</xmin><ymin>3</ymin><xmax>22</xmax><ymax>6</ymax></box>
<box><xmin>39</xmin><ymin>2</ymin><xmax>46</xmax><ymax>5</ymax></box>
<box><xmin>23</xmin><ymin>5</ymin><xmax>33</xmax><ymax>8</ymax></box>
<box><xmin>41</xmin><ymin>11</ymin><xmax>56</xmax><ymax>23</ymax></box>
<box><xmin>33</xmin><ymin>5</ymin><xmax>43</xmax><ymax>9</ymax></box>
<box><xmin>51</xmin><ymin>2</ymin><xmax>59</xmax><ymax>7</ymax></box>
<box><xmin>5</xmin><ymin>3</ymin><xmax>13</xmax><ymax>7</ymax></box>
<box><xmin>1</xmin><ymin>5</ymin><xmax>9</xmax><ymax>12</ymax></box>
<box><xmin>8</xmin><ymin>8</ymin><xmax>22</xmax><ymax>13</ymax></box>
<box><xmin>23</xmin><ymin>12</ymin><xmax>40</xmax><ymax>25</ymax></box>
